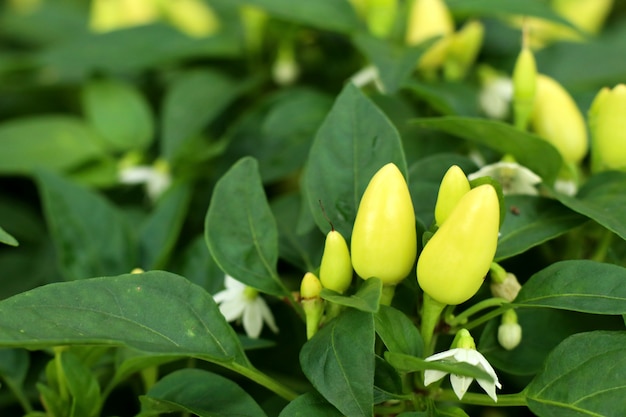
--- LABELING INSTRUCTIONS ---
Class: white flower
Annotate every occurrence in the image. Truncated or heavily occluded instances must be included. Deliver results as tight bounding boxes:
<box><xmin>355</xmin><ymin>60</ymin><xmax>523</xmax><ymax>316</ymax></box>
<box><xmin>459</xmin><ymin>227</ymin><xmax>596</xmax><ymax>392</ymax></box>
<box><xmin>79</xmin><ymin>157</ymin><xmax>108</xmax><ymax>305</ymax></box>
<box><xmin>350</xmin><ymin>66</ymin><xmax>385</xmax><ymax>93</ymax></box>
<box><xmin>479</xmin><ymin>76</ymin><xmax>513</xmax><ymax>120</ymax></box>
<box><xmin>119</xmin><ymin>159</ymin><xmax>172</xmax><ymax>201</ymax></box>
<box><xmin>213</xmin><ymin>275</ymin><xmax>279</xmax><ymax>339</ymax></box>
<box><xmin>424</xmin><ymin>348</ymin><xmax>502</xmax><ymax>401</ymax></box>
<box><xmin>468</xmin><ymin>161</ymin><xmax>542</xmax><ymax>195</ymax></box>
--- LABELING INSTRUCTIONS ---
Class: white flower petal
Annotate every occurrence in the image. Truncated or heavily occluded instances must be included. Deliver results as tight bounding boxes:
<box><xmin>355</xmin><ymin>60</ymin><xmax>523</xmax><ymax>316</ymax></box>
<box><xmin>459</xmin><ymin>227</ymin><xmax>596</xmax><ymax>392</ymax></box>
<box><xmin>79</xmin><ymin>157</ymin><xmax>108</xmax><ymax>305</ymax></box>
<box><xmin>468</xmin><ymin>161</ymin><xmax>541</xmax><ymax>196</ymax></box>
<box><xmin>242</xmin><ymin>301</ymin><xmax>264</xmax><ymax>338</ymax></box>
<box><xmin>450</xmin><ymin>373</ymin><xmax>473</xmax><ymax>400</ymax></box>
<box><xmin>256</xmin><ymin>297</ymin><xmax>279</xmax><ymax>334</ymax></box>
<box><xmin>425</xmin><ymin>348</ymin><xmax>459</xmax><ymax>362</ymax></box>
<box><xmin>424</xmin><ymin>369</ymin><xmax>448</xmax><ymax>386</ymax></box>
<box><xmin>218</xmin><ymin>297</ymin><xmax>246</xmax><ymax>322</ymax></box>
<box><xmin>477</xmin><ymin>378</ymin><xmax>499</xmax><ymax>402</ymax></box>
<box><xmin>224</xmin><ymin>275</ymin><xmax>245</xmax><ymax>290</ymax></box>
<box><xmin>119</xmin><ymin>166</ymin><xmax>155</xmax><ymax>184</ymax></box>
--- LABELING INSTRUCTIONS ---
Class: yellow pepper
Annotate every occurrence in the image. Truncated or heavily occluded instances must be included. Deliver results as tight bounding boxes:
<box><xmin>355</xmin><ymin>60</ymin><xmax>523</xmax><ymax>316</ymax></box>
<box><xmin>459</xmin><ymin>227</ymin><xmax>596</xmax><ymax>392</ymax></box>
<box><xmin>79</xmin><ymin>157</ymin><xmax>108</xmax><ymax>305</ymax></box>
<box><xmin>406</xmin><ymin>0</ymin><xmax>455</xmax><ymax>71</ymax></box>
<box><xmin>434</xmin><ymin>165</ymin><xmax>470</xmax><ymax>227</ymax></box>
<box><xmin>319</xmin><ymin>230</ymin><xmax>353</xmax><ymax>294</ymax></box>
<box><xmin>300</xmin><ymin>272</ymin><xmax>324</xmax><ymax>339</ymax></box>
<box><xmin>351</xmin><ymin>163</ymin><xmax>417</xmax><ymax>285</ymax></box>
<box><xmin>530</xmin><ymin>74</ymin><xmax>588</xmax><ymax>164</ymax></box>
<box><xmin>589</xmin><ymin>84</ymin><xmax>626</xmax><ymax>172</ymax></box>
<box><xmin>417</xmin><ymin>184</ymin><xmax>500</xmax><ymax>305</ymax></box>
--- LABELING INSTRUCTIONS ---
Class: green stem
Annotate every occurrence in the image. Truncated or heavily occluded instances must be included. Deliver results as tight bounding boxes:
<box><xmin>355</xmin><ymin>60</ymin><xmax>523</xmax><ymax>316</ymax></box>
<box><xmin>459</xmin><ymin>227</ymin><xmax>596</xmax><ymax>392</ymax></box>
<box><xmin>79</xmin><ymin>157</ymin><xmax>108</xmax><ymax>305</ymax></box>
<box><xmin>230</xmin><ymin>363</ymin><xmax>299</xmax><ymax>401</ymax></box>
<box><xmin>590</xmin><ymin>229</ymin><xmax>613</xmax><ymax>262</ymax></box>
<box><xmin>53</xmin><ymin>347</ymin><xmax>69</xmax><ymax>401</ymax></box>
<box><xmin>446</xmin><ymin>297</ymin><xmax>508</xmax><ymax>327</ymax></box>
<box><xmin>436</xmin><ymin>390</ymin><xmax>528</xmax><ymax>407</ymax></box>
<box><xmin>420</xmin><ymin>294</ymin><xmax>447</xmax><ymax>357</ymax></box>
<box><xmin>2</xmin><ymin>378</ymin><xmax>33</xmax><ymax>413</ymax></box>
<box><xmin>380</xmin><ymin>285</ymin><xmax>396</xmax><ymax>306</ymax></box>
<box><xmin>463</xmin><ymin>306</ymin><xmax>509</xmax><ymax>331</ymax></box>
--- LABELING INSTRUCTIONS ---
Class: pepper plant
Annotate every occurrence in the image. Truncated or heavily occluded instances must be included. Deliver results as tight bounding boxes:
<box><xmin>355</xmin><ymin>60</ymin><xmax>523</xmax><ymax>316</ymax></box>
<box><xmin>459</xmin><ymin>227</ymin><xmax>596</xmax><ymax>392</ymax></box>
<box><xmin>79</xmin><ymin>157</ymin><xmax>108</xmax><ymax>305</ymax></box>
<box><xmin>0</xmin><ymin>0</ymin><xmax>625</xmax><ymax>416</ymax></box>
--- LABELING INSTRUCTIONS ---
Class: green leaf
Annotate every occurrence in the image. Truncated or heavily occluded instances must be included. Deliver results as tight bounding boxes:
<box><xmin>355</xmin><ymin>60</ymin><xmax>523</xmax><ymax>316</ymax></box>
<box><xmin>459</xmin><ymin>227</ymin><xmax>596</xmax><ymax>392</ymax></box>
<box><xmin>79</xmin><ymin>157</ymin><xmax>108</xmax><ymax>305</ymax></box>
<box><xmin>495</xmin><ymin>196</ymin><xmax>586</xmax><ymax>261</ymax></box>
<box><xmin>320</xmin><ymin>277</ymin><xmax>382</xmax><ymax>313</ymax></box>
<box><xmin>111</xmin><ymin>349</ymin><xmax>182</xmax><ymax>391</ymax></box>
<box><xmin>0</xmin><ymin>116</ymin><xmax>106</xmax><ymax>175</ymax></box>
<box><xmin>0</xmin><ymin>271</ymin><xmax>249</xmax><ymax>367</ymax></box>
<box><xmin>383</xmin><ymin>352</ymin><xmax>494</xmax><ymax>382</ymax></box>
<box><xmin>139</xmin><ymin>369</ymin><xmax>267</xmax><ymax>417</ymax></box>
<box><xmin>554</xmin><ymin>171</ymin><xmax>626</xmax><ymax>241</ymax></box>
<box><xmin>479</xmin><ymin>309</ymin><xmax>624</xmax><ymax>376</ymax></box>
<box><xmin>412</xmin><ymin>117</ymin><xmax>562</xmax><ymax>185</ymax></box>
<box><xmin>300</xmin><ymin>309</ymin><xmax>375</xmax><ymax>417</ymax></box>
<box><xmin>447</xmin><ymin>0</ymin><xmax>578</xmax><ymax>28</ymax></box>
<box><xmin>514</xmin><ymin>260</ymin><xmax>626</xmax><ymax>314</ymax></box>
<box><xmin>60</xmin><ymin>351</ymin><xmax>101</xmax><ymax>417</ymax></box>
<box><xmin>230</xmin><ymin>0</ymin><xmax>361</xmax><ymax>33</ymax></box>
<box><xmin>205</xmin><ymin>157</ymin><xmax>285</xmax><ymax>297</ymax></box>
<box><xmin>375</xmin><ymin>306</ymin><xmax>423</xmax><ymax>357</ymax></box>
<box><xmin>35</xmin><ymin>170</ymin><xmax>136</xmax><ymax>281</ymax></box>
<box><xmin>374</xmin><ymin>355</ymin><xmax>405</xmax><ymax>403</ymax></box>
<box><xmin>302</xmin><ymin>83</ymin><xmax>407</xmax><ymax>238</ymax></box>
<box><xmin>0</xmin><ymin>226</ymin><xmax>18</xmax><ymax>247</ymax></box>
<box><xmin>161</xmin><ymin>70</ymin><xmax>247</xmax><ymax>162</ymax></box>
<box><xmin>82</xmin><ymin>78</ymin><xmax>154</xmax><ymax>151</ymax></box>
<box><xmin>404</xmin><ymin>81</ymin><xmax>481</xmax><ymax>117</ymax></box>
<box><xmin>0</xmin><ymin>348</ymin><xmax>30</xmax><ymax>406</ymax></box>
<box><xmin>526</xmin><ymin>331</ymin><xmax>626</xmax><ymax>417</ymax></box>
<box><xmin>352</xmin><ymin>33</ymin><xmax>432</xmax><ymax>94</ymax></box>
<box><xmin>174</xmin><ymin>236</ymin><xmax>227</xmax><ymax>295</ymax></box>
<box><xmin>139</xmin><ymin>183</ymin><xmax>192</xmax><ymax>269</ymax></box>
<box><xmin>279</xmin><ymin>393</ymin><xmax>343</xmax><ymax>417</ymax></box>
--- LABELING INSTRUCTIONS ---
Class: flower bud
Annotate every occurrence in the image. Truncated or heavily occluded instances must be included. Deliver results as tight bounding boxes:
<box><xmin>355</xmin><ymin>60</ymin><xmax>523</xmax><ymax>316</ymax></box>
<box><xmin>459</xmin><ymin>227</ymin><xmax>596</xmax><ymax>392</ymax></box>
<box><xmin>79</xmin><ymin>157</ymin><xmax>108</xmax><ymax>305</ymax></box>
<box><xmin>351</xmin><ymin>163</ymin><xmax>417</xmax><ymax>285</ymax></box>
<box><xmin>434</xmin><ymin>165</ymin><xmax>470</xmax><ymax>226</ymax></box>
<box><xmin>490</xmin><ymin>272</ymin><xmax>522</xmax><ymax>302</ymax></box>
<box><xmin>444</xmin><ymin>20</ymin><xmax>484</xmax><ymax>81</ymax></box>
<box><xmin>319</xmin><ymin>230</ymin><xmax>353</xmax><ymax>294</ymax></box>
<box><xmin>590</xmin><ymin>84</ymin><xmax>626</xmax><ymax>172</ymax></box>
<box><xmin>530</xmin><ymin>74</ymin><xmax>588</xmax><ymax>164</ymax></box>
<box><xmin>512</xmin><ymin>46</ymin><xmax>537</xmax><ymax>130</ymax></box>
<box><xmin>300</xmin><ymin>272</ymin><xmax>324</xmax><ymax>340</ymax></box>
<box><xmin>417</xmin><ymin>185</ymin><xmax>500</xmax><ymax>305</ymax></box>
<box><xmin>406</xmin><ymin>0</ymin><xmax>454</xmax><ymax>71</ymax></box>
<box><xmin>497</xmin><ymin>309</ymin><xmax>522</xmax><ymax>351</ymax></box>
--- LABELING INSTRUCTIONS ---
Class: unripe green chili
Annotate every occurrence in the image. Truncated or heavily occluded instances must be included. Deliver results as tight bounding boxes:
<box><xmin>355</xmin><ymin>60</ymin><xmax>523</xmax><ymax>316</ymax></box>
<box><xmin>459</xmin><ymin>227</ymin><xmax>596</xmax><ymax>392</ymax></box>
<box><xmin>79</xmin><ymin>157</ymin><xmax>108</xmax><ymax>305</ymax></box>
<box><xmin>434</xmin><ymin>165</ymin><xmax>470</xmax><ymax>226</ymax></box>
<box><xmin>319</xmin><ymin>230</ymin><xmax>353</xmax><ymax>294</ymax></box>
<box><xmin>351</xmin><ymin>163</ymin><xmax>417</xmax><ymax>285</ymax></box>
<box><xmin>417</xmin><ymin>184</ymin><xmax>500</xmax><ymax>305</ymax></box>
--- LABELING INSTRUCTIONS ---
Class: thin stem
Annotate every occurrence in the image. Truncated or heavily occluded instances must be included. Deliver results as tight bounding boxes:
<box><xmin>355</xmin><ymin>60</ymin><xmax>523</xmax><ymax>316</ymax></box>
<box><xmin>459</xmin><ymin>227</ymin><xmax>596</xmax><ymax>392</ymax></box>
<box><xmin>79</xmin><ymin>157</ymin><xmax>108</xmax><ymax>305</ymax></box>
<box><xmin>380</xmin><ymin>285</ymin><xmax>396</xmax><ymax>306</ymax></box>
<box><xmin>463</xmin><ymin>306</ymin><xmax>509</xmax><ymax>331</ymax></box>
<box><xmin>420</xmin><ymin>294</ymin><xmax>447</xmax><ymax>357</ymax></box>
<box><xmin>446</xmin><ymin>298</ymin><xmax>508</xmax><ymax>327</ymax></box>
<box><xmin>230</xmin><ymin>363</ymin><xmax>299</xmax><ymax>401</ymax></box>
<box><xmin>590</xmin><ymin>229</ymin><xmax>613</xmax><ymax>262</ymax></box>
<box><xmin>436</xmin><ymin>390</ymin><xmax>528</xmax><ymax>407</ymax></box>
<box><xmin>53</xmin><ymin>348</ymin><xmax>69</xmax><ymax>401</ymax></box>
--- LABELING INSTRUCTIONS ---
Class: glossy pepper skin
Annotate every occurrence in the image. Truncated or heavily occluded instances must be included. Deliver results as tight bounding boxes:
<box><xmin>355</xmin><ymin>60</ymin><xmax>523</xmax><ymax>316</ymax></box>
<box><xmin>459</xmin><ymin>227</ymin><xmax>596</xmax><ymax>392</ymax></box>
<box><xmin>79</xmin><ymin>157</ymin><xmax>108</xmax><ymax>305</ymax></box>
<box><xmin>530</xmin><ymin>74</ymin><xmax>588</xmax><ymax>164</ymax></box>
<box><xmin>351</xmin><ymin>163</ymin><xmax>417</xmax><ymax>285</ymax></box>
<box><xmin>319</xmin><ymin>230</ymin><xmax>353</xmax><ymax>294</ymax></box>
<box><xmin>417</xmin><ymin>184</ymin><xmax>500</xmax><ymax>305</ymax></box>
<box><xmin>590</xmin><ymin>84</ymin><xmax>626</xmax><ymax>171</ymax></box>
<box><xmin>434</xmin><ymin>165</ymin><xmax>470</xmax><ymax>226</ymax></box>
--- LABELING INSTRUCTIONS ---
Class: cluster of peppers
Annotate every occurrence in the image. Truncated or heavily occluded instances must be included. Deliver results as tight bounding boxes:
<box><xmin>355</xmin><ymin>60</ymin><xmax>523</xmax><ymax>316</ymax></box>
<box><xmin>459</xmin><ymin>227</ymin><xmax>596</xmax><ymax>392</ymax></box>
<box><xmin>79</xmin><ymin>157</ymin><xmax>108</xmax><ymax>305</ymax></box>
<box><xmin>300</xmin><ymin>163</ymin><xmax>510</xmax><ymax>355</ymax></box>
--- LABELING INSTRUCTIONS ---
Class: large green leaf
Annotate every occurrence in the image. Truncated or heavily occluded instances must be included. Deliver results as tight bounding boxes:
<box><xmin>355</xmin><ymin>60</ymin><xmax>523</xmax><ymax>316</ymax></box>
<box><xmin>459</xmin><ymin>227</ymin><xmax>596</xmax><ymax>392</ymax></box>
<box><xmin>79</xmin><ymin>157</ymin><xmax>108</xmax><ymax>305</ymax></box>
<box><xmin>161</xmin><ymin>70</ymin><xmax>247</xmax><ymax>162</ymax></box>
<box><xmin>320</xmin><ymin>277</ymin><xmax>382</xmax><ymax>313</ymax></box>
<box><xmin>404</xmin><ymin>81</ymin><xmax>480</xmax><ymax>117</ymax></box>
<box><xmin>300</xmin><ymin>309</ymin><xmax>375</xmax><ymax>417</ymax></box>
<box><xmin>0</xmin><ymin>226</ymin><xmax>18</xmax><ymax>247</ymax></box>
<box><xmin>554</xmin><ymin>171</ymin><xmax>626</xmax><ymax>241</ymax></box>
<box><xmin>279</xmin><ymin>393</ymin><xmax>343</xmax><ymax>417</ymax></box>
<box><xmin>35</xmin><ymin>170</ymin><xmax>135</xmax><ymax>281</ymax></box>
<box><xmin>514</xmin><ymin>260</ymin><xmax>626</xmax><ymax>314</ymax></box>
<box><xmin>139</xmin><ymin>183</ymin><xmax>192</xmax><ymax>270</ymax></box>
<box><xmin>82</xmin><ymin>78</ymin><xmax>154</xmax><ymax>151</ymax></box>
<box><xmin>495</xmin><ymin>196</ymin><xmax>586</xmax><ymax>261</ymax></box>
<box><xmin>0</xmin><ymin>116</ymin><xmax>106</xmax><ymax>175</ymax></box>
<box><xmin>526</xmin><ymin>331</ymin><xmax>626</xmax><ymax>417</ymax></box>
<box><xmin>412</xmin><ymin>117</ymin><xmax>562</xmax><ymax>184</ymax></box>
<box><xmin>139</xmin><ymin>369</ymin><xmax>267</xmax><ymax>417</ymax></box>
<box><xmin>205</xmin><ymin>157</ymin><xmax>286</xmax><ymax>297</ymax></box>
<box><xmin>230</xmin><ymin>0</ymin><xmax>361</xmax><ymax>33</ymax></box>
<box><xmin>302</xmin><ymin>83</ymin><xmax>407</xmax><ymax>238</ymax></box>
<box><xmin>0</xmin><ymin>271</ymin><xmax>249</xmax><ymax>366</ymax></box>
<box><xmin>375</xmin><ymin>306</ymin><xmax>423</xmax><ymax>357</ymax></box>
<box><xmin>59</xmin><ymin>351</ymin><xmax>101</xmax><ymax>417</ymax></box>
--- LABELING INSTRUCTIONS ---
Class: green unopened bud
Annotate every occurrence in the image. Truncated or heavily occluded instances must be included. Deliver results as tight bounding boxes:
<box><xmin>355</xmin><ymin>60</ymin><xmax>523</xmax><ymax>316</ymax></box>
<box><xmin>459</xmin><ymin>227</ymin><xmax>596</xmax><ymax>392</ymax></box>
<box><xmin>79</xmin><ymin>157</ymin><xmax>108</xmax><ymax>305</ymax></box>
<box><xmin>417</xmin><ymin>185</ymin><xmax>500</xmax><ymax>305</ymax></box>
<box><xmin>300</xmin><ymin>272</ymin><xmax>324</xmax><ymax>339</ymax></box>
<box><xmin>319</xmin><ymin>230</ymin><xmax>353</xmax><ymax>294</ymax></box>
<box><xmin>590</xmin><ymin>84</ymin><xmax>626</xmax><ymax>172</ymax></box>
<box><xmin>444</xmin><ymin>20</ymin><xmax>484</xmax><ymax>81</ymax></box>
<box><xmin>490</xmin><ymin>272</ymin><xmax>522</xmax><ymax>302</ymax></box>
<box><xmin>498</xmin><ymin>309</ymin><xmax>522</xmax><ymax>350</ymax></box>
<box><xmin>351</xmin><ymin>163</ymin><xmax>417</xmax><ymax>285</ymax></box>
<box><xmin>434</xmin><ymin>165</ymin><xmax>470</xmax><ymax>226</ymax></box>
<box><xmin>530</xmin><ymin>74</ymin><xmax>588</xmax><ymax>164</ymax></box>
<box><xmin>452</xmin><ymin>328</ymin><xmax>476</xmax><ymax>350</ymax></box>
<box><xmin>512</xmin><ymin>46</ymin><xmax>537</xmax><ymax>130</ymax></box>
<box><xmin>406</xmin><ymin>0</ymin><xmax>454</xmax><ymax>71</ymax></box>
